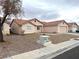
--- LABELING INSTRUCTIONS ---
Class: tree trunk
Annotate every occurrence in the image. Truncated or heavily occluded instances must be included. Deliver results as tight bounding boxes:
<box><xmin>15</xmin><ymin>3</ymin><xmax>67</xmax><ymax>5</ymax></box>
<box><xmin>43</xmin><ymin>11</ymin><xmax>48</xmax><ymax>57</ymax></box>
<box><xmin>1</xmin><ymin>14</ymin><xmax>8</xmax><ymax>26</ymax></box>
<box><xmin>0</xmin><ymin>14</ymin><xmax>8</xmax><ymax>42</ymax></box>
<box><xmin>0</xmin><ymin>25</ymin><xmax>4</xmax><ymax>42</ymax></box>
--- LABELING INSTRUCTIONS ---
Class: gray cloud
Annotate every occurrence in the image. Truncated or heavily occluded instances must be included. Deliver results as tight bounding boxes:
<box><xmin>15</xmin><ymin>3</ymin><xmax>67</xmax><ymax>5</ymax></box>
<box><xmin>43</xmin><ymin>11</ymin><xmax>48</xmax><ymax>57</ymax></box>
<box><xmin>22</xmin><ymin>0</ymin><xmax>79</xmax><ymax>20</ymax></box>
<box><xmin>40</xmin><ymin>0</ymin><xmax>79</xmax><ymax>7</ymax></box>
<box><xmin>23</xmin><ymin>5</ymin><xmax>59</xmax><ymax>19</ymax></box>
<box><xmin>65</xmin><ymin>0</ymin><xmax>79</xmax><ymax>6</ymax></box>
<box><xmin>38</xmin><ymin>12</ymin><xmax>59</xmax><ymax>19</ymax></box>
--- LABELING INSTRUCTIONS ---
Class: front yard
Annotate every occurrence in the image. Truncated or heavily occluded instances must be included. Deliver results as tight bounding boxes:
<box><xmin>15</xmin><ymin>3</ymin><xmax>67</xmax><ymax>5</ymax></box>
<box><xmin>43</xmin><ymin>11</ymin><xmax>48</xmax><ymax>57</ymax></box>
<box><xmin>50</xmin><ymin>34</ymin><xmax>79</xmax><ymax>44</ymax></box>
<box><xmin>0</xmin><ymin>33</ymin><xmax>79</xmax><ymax>58</ymax></box>
<box><xmin>0</xmin><ymin>33</ymin><xmax>43</xmax><ymax>58</ymax></box>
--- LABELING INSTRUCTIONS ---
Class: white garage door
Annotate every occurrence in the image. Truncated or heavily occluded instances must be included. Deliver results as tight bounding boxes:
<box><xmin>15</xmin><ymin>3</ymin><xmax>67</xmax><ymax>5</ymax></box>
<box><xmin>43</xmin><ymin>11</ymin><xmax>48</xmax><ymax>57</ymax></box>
<box><xmin>59</xmin><ymin>26</ymin><xmax>67</xmax><ymax>33</ymax></box>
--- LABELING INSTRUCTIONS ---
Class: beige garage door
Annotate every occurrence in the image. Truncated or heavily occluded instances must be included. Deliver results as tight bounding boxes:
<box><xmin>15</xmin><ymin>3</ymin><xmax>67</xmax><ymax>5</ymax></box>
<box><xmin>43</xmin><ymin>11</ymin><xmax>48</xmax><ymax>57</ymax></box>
<box><xmin>59</xmin><ymin>26</ymin><xmax>67</xmax><ymax>33</ymax></box>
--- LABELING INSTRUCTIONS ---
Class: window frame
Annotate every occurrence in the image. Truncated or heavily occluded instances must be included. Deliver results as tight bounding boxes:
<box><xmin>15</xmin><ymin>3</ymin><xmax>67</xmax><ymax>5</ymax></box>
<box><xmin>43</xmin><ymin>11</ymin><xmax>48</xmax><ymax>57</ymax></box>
<box><xmin>27</xmin><ymin>26</ymin><xmax>32</xmax><ymax>30</ymax></box>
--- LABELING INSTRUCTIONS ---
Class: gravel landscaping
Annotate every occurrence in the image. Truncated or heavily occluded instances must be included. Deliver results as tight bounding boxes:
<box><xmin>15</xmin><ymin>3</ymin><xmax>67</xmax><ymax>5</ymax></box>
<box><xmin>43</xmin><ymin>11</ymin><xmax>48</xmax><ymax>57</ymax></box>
<box><xmin>0</xmin><ymin>33</ymin><xmax>79</xmax><ymax>58</ymax></box>
<box><xmin>0</xmin><ymin>33</ymin><xmax>43</xmax><ymax>58</ymax></box>
<box><xmin>49</xmin><ymin>34</ymin><xmax>79</xmax><ymax>44</ymax></box>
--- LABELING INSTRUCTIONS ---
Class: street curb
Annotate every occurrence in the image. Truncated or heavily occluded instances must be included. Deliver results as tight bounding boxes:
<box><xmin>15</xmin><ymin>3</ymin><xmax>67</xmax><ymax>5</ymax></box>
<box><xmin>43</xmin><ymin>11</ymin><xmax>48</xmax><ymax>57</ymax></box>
<box><xmin>38</xmin><ymin>41</ymin><xmax>79</xmax><ymax>59</ymax></box>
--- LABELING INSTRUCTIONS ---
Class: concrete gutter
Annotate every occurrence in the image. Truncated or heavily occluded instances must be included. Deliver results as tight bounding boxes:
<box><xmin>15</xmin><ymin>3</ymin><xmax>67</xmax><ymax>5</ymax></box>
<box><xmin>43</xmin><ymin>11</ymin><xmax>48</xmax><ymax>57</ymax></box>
<box><xmin>4</xmin><ymin>39</ymin><xmax>79</xmax><ymax>59</ymax></box>
<box><xmin>39</xmin><ymin>40</ymin><xmax>79</xmax><ymax>59</ymax></box>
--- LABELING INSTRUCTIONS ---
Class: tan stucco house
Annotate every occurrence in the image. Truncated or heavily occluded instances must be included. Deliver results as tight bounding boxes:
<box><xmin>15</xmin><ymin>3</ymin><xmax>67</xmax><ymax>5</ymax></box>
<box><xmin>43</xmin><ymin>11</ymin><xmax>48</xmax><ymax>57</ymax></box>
<box><xmin>68</xmin><ymin>22</ymin><xmax>78</xmax><ymax>32</ymax></box>
<box><xmin>10</xmin><ymin>18</ymin><xmax>43</xmax><ymax>34</ymax></box>
<box><xmin>42</xmin><ymin>20</ymin><xmax>68</xmax><ymax>33</ymax></box>
<box><xmin>2</xmin><ymin>23</ymin><xmax>10</xmax><ymax>35</ymax></box>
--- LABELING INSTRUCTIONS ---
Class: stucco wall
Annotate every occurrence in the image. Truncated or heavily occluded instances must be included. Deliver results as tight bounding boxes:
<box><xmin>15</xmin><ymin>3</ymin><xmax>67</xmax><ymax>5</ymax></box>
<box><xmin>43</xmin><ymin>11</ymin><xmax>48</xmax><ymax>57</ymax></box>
<box><xmin>21</xmin><ymin>23</ymin><xmax>37</xmax><ymax>34</ymax></box>
<box><xmin>43</xmin><ymin>26</ymin><xmax>58</xmax><ymax>33</ymax></box>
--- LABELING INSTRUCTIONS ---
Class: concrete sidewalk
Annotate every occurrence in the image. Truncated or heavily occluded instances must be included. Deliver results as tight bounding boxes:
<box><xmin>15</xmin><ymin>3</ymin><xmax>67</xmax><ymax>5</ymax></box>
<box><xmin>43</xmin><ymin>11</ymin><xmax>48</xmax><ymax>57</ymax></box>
<box><xmin>4</xmin><ymin>40</ymin><xmax>79</xmax><ymax>59</ymax></box>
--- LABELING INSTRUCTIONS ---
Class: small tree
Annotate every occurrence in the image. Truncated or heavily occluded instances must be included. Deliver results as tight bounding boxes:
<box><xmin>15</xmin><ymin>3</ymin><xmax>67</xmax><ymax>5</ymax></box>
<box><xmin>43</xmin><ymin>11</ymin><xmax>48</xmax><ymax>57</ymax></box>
<box><xmin>0</xmin><ymin>0</ymin><xmax>22</xmax><ymax>42</ymax></box>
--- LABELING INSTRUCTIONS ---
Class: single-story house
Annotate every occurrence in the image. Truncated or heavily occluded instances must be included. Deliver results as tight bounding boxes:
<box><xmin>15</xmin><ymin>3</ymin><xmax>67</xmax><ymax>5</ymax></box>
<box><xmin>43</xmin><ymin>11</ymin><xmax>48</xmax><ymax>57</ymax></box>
<box><xmin>42</xmin><ymin>20</ymin><xmax>68</xmax><ymax>33</ymax></box>
<box><xmin>10</xmin><ymin>18</ymin><xmax>43</xmax><ymax>34</ymax></box>
<box><xmin>2</xmin><ymin>23</ymin><xmax>10</xmax><ymax>35</ymax></box>
<box><xmin>68</xmin><ymin>22</ymin><xmax>78</xmax><ymax>32</ymax></box>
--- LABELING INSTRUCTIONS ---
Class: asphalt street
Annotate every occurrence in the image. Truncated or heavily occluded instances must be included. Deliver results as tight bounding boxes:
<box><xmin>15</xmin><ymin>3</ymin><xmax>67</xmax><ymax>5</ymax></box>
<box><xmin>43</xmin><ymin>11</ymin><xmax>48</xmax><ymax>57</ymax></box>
<box><xmin>53</xmin><ymin>46</ymin><xmax>79</xmax><ymax>59</ymax></box>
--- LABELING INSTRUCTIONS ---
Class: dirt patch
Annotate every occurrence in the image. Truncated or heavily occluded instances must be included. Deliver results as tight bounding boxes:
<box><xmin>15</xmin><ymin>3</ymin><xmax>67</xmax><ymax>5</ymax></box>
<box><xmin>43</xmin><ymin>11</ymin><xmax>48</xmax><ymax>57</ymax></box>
<box><xmin>0</xmin><ymin>33</ymin><xmax>43</xmax><ymax>58</ymax></box>
<box><xmin>0</xmin><ymin>33</ymin><xmax>79</xmax><ymax>58</ymax></box>
<box><xmin>49</xmin><ymin>34</ymin><xmax>79</xmax><ymax>44</ymax></box>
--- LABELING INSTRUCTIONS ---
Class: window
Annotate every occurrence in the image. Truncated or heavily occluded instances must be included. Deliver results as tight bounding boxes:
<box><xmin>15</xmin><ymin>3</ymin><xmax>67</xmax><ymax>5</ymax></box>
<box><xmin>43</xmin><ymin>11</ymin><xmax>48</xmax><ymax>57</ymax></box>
<box><xmin>27</xmin><ymin>26</ymin><xmax>32</xmax><ymax>30</ymax></box>
<box><xmin>37</xmin><ymin>26</ymin><xmax>40</xmax><ymax>30</ymax></box>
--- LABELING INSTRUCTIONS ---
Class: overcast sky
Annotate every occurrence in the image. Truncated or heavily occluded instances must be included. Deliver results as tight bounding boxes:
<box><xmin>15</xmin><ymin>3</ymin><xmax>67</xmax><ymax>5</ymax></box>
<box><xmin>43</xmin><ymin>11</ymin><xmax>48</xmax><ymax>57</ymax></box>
<box><xmin>22</xmin><ymin>0</ymin><xmax>79</xmax><ymax>22</ymax></box>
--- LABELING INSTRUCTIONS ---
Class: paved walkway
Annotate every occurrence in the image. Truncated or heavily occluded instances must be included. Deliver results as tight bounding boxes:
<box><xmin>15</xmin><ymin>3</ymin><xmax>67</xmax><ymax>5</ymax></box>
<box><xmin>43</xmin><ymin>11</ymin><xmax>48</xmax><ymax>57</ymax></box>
<box><xmin>4</xmin><ymin>40</ymin><xmax>79</xmax><ymax>59</ymax></box>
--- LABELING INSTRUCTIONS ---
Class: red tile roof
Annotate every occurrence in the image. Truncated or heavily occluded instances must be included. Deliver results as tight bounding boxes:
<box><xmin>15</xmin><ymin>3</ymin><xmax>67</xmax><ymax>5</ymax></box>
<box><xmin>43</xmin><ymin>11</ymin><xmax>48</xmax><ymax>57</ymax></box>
<box><xmin>11</xmin><ymin>19</ymin><xmax>37</xmax><ymax>26</ymax></box>
<box><xmin>43</xmin><ymin>20</ymin><xmax>67</xmax><ymax>27</ymax></box>
<box><xmin>10</xmin><ymin>18</ymin><xmax>44</xmax><ymax>27</ymax></box>
<box><xmin>14</xmin><ymin>19</ymin><xmax>28</xmax><ymax>25</ymax></box>
<box><xmin>68</xmin><ymin>22</ymin><xmax>78</xmax><ymax>27</ymax></box>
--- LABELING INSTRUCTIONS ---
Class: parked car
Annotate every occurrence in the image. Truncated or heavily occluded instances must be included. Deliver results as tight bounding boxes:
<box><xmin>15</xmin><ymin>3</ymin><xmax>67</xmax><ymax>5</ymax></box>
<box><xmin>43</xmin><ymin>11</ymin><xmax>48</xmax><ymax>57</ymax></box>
<box><xmin>76</xmin><ymin>30</ymin><xmax>79</xmax><ymax>33</ymax></box>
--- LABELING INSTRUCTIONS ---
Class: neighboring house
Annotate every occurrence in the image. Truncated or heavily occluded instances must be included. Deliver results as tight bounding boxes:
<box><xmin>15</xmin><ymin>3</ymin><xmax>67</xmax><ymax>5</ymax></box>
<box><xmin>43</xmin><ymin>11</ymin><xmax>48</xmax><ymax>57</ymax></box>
<box><xmin>10</xmin><ymin>18</ymin><xmax>43</xmax><ymax>34</ymax></box>
<box><xmin>42</xmin><ymin>20</ymin><xmax>68</xmax><ymax>33</ymax></box>
<box><xmin>68</xmin><ymin>22</ymin><xmax>78</xmax><ymax>32</ymax></box>
<box><xmin>2</xmin><ymin>23</ymin><xmax>10</xmax><ymax>35</ymax></box>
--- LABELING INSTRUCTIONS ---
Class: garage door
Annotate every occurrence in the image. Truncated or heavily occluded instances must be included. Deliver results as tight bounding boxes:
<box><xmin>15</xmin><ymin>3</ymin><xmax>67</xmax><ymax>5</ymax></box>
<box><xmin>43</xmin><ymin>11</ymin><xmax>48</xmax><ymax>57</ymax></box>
<box><xmin>59</xmin><ymin>26</ymin><xmax>67</xmax><ymax>33</ymax></box>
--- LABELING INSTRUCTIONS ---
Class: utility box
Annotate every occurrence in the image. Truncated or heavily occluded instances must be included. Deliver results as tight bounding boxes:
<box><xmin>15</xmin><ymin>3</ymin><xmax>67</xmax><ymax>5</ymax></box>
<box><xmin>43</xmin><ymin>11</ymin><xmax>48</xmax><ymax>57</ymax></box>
<box><xmin>37</xmin><ymin>35</ymin><xmax>52</xmax><ymax>46</ymax></box>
